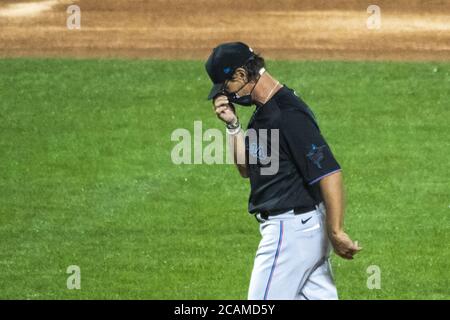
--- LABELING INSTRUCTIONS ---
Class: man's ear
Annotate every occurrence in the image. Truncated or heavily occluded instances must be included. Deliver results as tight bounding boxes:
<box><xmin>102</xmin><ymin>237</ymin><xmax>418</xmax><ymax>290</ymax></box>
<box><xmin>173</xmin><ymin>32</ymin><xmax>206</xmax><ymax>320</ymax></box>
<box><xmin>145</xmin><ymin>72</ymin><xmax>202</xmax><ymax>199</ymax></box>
<box><xmin>234</xmin><ymin>68</ymin><xmax>248</xmax><ymax>82</ymax></box>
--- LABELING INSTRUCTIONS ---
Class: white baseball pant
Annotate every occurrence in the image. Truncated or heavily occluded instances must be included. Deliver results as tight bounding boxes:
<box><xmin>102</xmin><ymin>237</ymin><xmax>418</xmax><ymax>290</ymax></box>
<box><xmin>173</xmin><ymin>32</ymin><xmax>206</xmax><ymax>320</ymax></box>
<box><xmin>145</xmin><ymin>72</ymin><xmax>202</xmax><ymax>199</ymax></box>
<box><xmin>248</xmin><ymin>202</ymin><xmax>338</xmax><ymax>300</ymax></box>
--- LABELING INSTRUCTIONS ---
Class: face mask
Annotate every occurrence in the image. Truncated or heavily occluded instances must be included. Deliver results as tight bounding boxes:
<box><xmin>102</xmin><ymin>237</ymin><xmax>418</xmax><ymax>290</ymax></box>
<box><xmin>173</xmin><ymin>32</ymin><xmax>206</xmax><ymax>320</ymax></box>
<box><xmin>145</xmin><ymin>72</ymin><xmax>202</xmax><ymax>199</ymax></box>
<box><xmin>227</xmin><ymin>90</ymin><xmax>253</xmax><ymax>106</ymax></box>
<box><xmin>224</xmin><ymin>68</ymin><xmax>265</xmax><ymax>107</ymax></box>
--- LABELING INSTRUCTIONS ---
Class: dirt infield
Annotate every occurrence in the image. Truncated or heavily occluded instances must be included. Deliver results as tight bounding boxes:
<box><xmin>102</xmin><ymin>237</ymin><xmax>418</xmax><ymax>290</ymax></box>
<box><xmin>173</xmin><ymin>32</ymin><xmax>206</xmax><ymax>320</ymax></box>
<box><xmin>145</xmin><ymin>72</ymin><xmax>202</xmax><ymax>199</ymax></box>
<box><xmin>0</xmin><ymin>0</ymin><xmax>449</xmax><ymax>60</ymax></box>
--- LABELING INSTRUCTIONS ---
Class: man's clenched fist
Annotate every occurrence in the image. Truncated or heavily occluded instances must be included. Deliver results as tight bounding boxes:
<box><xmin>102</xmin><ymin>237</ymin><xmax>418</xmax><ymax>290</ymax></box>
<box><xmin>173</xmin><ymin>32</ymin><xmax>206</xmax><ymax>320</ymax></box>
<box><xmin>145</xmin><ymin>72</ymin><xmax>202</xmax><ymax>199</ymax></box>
<box><xmin>213</xmin><ymin>95</ymin><xmax>237</xmax><ymax>125</ymax></box>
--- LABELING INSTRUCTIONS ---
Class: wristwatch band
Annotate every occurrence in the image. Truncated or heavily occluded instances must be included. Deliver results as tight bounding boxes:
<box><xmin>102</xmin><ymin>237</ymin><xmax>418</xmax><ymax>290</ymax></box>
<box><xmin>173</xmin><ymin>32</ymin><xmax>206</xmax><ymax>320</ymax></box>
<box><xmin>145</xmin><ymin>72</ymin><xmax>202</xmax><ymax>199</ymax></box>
<box><xmin>226</xmin><ymin>118</ymin><xmax>240</xmax><ymax>130</ymax></box>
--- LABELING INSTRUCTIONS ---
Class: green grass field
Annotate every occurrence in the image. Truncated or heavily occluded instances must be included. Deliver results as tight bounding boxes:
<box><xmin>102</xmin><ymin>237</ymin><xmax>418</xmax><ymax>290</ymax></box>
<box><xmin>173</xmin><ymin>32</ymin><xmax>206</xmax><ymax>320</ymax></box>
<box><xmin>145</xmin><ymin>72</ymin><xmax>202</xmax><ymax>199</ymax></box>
<box><xmin>0</xmin><ymin>59</ymin><xmax>449</xmax><ymax>299</ymax></box>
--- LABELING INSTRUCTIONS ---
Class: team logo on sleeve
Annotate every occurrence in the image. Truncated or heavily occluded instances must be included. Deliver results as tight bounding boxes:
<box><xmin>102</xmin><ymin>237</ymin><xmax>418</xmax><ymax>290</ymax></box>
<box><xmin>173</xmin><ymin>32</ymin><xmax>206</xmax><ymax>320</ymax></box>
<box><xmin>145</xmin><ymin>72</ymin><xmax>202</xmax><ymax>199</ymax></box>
<box><xmin>306</xmin><ymin>144</ymin><xmax>326</xmax><ymax>169</ymax></box>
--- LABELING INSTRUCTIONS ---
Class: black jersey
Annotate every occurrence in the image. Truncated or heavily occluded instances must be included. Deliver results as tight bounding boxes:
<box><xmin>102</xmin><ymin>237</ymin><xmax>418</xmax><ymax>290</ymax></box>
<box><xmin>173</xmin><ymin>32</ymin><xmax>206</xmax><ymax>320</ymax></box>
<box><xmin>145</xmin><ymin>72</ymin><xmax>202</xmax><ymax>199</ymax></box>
<box><xmin>245</xmin><ymin>86</ymin><xmax>341</xmax><ymax>215</ymax></box>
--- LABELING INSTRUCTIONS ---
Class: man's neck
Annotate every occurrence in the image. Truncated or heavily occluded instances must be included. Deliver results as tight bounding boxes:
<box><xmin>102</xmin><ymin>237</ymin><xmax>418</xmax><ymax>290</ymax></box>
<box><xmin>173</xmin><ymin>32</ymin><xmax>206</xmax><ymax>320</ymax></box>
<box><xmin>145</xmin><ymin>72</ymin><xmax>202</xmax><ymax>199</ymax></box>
<box><xmin>251</xmin><ymin>72</ymin><xmax>282</xmax><ymax>105</ymax></box>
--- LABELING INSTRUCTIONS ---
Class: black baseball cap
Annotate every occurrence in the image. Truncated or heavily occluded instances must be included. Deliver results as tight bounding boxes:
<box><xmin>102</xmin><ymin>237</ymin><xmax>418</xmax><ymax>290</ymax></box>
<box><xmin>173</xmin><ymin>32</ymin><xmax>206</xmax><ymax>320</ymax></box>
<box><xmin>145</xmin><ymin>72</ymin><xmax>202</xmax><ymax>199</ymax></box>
<box><xmin>205</xmin><ymin>42</ymin><xmax>256</xmax><ymax>100</ymax></box>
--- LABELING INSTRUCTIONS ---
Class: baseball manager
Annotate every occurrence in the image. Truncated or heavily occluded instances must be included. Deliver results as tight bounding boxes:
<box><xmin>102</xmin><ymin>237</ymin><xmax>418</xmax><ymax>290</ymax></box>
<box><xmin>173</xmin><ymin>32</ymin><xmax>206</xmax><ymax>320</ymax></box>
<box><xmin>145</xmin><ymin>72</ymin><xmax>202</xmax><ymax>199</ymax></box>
<box><xmin>205</xmin><ymin>42</ymin><xmax>362</xmax><ymax>300</ymax></box>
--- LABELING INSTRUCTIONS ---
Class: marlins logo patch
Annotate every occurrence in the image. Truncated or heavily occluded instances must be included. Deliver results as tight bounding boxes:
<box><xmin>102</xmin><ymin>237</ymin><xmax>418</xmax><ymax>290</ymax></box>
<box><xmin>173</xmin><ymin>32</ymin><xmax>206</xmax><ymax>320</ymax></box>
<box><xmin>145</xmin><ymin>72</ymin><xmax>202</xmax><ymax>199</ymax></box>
<box><xmin>249</xmin><ymin>142</ymin><xmax>267</xmax><ymax>161</ymax></box>
<box><xmin>306</xmin><ymin>144</ymin><xmax>326</xmax><ymax>169</ymax></box>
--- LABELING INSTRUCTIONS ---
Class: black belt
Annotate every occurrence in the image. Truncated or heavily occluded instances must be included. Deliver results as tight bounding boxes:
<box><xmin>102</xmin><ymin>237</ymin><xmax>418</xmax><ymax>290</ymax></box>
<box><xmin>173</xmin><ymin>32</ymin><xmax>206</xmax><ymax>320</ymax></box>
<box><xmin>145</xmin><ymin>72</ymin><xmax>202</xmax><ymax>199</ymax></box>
<box><xmin>257</xmin><ymin>204</ymin><xmax>317</xmax><ymax>221</ymax></box>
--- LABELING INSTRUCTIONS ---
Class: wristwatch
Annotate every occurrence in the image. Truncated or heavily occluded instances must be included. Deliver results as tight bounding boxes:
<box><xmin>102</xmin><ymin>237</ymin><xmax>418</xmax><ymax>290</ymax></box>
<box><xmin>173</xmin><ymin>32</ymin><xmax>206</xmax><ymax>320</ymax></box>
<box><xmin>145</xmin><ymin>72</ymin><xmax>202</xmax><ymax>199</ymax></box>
<box><xmin>226</xmin><ymin>118</ymin><xmax>240</xmax><ymax>130</ymax></box>
<box><xmin>226</xmin><ymin>118</ymin><xmax>241</xmax><ymax>135</ymax></box>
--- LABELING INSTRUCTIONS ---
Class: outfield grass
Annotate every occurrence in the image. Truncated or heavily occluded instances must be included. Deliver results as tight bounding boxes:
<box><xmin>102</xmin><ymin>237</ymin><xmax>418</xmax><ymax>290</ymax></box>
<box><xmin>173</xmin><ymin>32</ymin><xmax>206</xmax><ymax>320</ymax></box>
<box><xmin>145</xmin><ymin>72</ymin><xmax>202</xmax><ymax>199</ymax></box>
<box><xmin>0</xmin><ymin>59</ymin><xmax>449</xmax><ymax>299</ymax></box>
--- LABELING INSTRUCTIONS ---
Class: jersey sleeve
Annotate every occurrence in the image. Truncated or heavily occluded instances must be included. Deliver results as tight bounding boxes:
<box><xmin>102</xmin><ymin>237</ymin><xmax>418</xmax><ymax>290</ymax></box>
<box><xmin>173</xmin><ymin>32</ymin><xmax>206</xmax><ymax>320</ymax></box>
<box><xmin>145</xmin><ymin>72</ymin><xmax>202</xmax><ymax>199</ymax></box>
<box><xmin>281</xmin><ymin>110</ymin><xmax>341</xmax><ymax>185</ymax></box>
